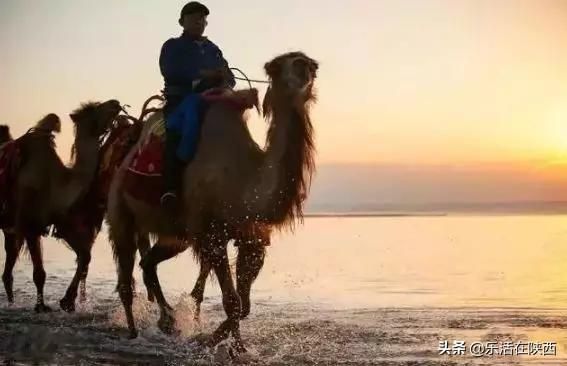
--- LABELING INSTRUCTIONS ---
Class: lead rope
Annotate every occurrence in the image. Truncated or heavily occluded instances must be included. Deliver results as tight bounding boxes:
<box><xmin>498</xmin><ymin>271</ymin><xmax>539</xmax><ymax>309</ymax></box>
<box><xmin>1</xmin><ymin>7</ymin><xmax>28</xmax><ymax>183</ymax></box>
<box><xmin>230</xmin><ymin>67</ymin><xmax>270</xmax><ymax>89</ymax></box>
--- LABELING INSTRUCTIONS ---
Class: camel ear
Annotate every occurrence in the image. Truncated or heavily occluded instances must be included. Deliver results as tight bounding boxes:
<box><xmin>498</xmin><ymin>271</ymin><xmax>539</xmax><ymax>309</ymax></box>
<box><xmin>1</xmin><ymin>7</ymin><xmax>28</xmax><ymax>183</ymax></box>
<box><xmin>264</xmin><ymin>59</ymin><xmax>282</xmax><ymax>78</ymax></box>
<box><xmin>69</xmin><ymin>113</ymin><xmax>79</xmax><ymax>123</ymax></box>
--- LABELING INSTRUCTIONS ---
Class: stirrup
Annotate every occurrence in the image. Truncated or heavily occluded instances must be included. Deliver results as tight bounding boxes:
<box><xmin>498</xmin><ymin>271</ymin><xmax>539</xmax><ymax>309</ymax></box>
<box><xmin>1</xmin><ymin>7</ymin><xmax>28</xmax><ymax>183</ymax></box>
<box><xmin>160</xmin><ymin>192</ymin><xmax>177</xmax><ymax>204</ymax></box>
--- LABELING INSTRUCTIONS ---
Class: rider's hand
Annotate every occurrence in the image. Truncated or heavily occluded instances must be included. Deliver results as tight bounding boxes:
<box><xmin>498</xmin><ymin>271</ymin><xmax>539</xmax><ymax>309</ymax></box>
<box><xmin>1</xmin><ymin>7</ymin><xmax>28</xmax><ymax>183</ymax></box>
<box><xmin>199</xmin><ymin>68</ymin><xmax>225</xmax><ymax>80</ymax></box>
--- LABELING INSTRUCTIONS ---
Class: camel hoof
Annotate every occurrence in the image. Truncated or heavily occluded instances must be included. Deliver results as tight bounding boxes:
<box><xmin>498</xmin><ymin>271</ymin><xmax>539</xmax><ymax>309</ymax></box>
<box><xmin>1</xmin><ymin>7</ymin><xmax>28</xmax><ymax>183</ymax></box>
<box><xmin>230</xmin><ymin>341</ymin><xmax>248</xmax><ymax>356</ymax></box>
<box><xmin>240</xmin><ymin>308</ymin><xmax>250</xmax><ymax>320</ymax></box>
<box><xmin>128</xmin><ymin>329</ymin><xmax>139</xmax><ymax>339</ymax></box>
<box><xmin>193</xmin><ymin>306</ymin><xmax>202</xmax><ymax>323</ymax></box>
<box><xmin>59</xmin><ymin>298</ymin><xmax>76</xmax><ymax>313</ymax></box>
<box><xmin>147</xmin><ymin>291</ymin><xmax>155</xmax><ymax>303</ymax></box>
<box><xmin>157</xmin><ymin>311</ymin><xmax>178</xmax><ymax>336</ymax></box>
<box><xmin>34</xmin><ymin>304</ymin><xmax>53</xmax><ymax>313</ymax></box>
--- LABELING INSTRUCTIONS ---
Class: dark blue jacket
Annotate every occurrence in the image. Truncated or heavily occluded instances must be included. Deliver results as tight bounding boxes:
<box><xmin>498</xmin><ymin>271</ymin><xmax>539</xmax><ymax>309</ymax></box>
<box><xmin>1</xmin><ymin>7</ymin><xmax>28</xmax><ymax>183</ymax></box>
<box><xmin>159</xmin><ymin>33</ymin><xmax>236</xmax><ymax>100</ymax></box>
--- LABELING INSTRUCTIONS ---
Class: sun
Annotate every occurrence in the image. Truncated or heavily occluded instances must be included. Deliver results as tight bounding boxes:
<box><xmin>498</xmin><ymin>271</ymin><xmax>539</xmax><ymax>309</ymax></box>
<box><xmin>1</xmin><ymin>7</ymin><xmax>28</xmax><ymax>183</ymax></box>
<box><xmin>545</xmin><ymin>101</ymin><xmax>567</xmax><ymax>162</ymax></box>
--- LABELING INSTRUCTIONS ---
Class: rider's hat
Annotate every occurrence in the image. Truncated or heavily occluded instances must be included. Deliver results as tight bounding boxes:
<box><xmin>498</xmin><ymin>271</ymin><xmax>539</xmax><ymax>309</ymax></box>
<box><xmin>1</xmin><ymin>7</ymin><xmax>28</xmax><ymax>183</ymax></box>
<box><xmin>180</xmin><ymin>2</ymin><xmax>210</xmax><ymax>19</ymax></box>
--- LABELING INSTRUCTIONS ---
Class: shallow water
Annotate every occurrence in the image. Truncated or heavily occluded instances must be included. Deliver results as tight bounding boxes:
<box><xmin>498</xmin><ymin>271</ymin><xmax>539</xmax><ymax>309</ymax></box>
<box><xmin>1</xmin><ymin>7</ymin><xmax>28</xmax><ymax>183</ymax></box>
<box><xmin>2</xmin><ymin>216</ymin><xmax>567</xmax><ymax>365</ymax></box>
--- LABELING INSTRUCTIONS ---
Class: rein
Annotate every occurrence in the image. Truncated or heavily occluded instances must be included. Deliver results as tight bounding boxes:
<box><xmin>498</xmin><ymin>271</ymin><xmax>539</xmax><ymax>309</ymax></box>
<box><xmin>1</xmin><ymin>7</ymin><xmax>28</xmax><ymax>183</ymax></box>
<box><xmin>230</xmin><ymin>67</ymin><xmax>270</xmax><ymax>88</ymax></box>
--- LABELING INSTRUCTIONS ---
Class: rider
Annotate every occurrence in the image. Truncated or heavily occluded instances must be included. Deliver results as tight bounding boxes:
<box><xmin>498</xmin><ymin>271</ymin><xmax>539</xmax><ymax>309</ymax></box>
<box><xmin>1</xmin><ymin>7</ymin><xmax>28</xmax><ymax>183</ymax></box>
<box><xmin>159</xmin><ymin>1</ymin><xmax>235</xmax><ymax>211</ymax></box>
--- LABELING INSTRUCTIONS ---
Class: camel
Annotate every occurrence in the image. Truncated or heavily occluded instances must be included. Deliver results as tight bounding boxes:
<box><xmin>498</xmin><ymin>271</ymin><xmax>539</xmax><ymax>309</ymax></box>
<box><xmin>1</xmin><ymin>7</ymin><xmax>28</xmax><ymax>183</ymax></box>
<box><xmin>1</xmin><ymin>98</ymin><xmax>164</xmax><ymax>313</ymax></box>
<box><xmin>98</xmin><ymin>97</ymin><xmax>269</xmax><ymax>318</ymax></box>
<box><xmin>107</xmin><ymin>51</ymin><xmax>318</xmax><ymax>352</ymax></box>
<box><xmin>1</xmin><ymin>100</ymin><xmax>121</xmax><ymax>312</ymax></box>
<box><xmin>1</xmin><ymin>96</ymin><xmax>216</xmax><ymax>313</ymax></box>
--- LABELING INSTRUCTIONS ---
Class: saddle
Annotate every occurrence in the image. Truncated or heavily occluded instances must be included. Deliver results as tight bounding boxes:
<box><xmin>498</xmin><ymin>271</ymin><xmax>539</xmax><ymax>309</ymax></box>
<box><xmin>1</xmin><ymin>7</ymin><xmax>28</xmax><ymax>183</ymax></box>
<box><xmin>123</xmin><ymin>88</ymin><xmax>258</xmax><ymax>206</ymax></box>
<box><xmin>0</xmin><ymin>141</ymin><xmax>20</xmax><ymax>229</ymax></box>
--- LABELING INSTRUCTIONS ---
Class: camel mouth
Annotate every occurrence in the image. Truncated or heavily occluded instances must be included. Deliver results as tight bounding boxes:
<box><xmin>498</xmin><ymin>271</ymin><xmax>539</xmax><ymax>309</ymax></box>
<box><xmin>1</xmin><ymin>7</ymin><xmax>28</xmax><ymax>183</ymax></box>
<box><xmin>96</xmin><ymin>99</ymin><xmax>123</xmax><ymax>136</ymax></box>
<box><xmin>105</xmin><ymin>101</ymin><xmax>123</xmax><ymax>123</ymax></box>
<box><xmin>280</xmin><ymin>55</ymin><xmax>317</xmax><ymax>96</ymax></box>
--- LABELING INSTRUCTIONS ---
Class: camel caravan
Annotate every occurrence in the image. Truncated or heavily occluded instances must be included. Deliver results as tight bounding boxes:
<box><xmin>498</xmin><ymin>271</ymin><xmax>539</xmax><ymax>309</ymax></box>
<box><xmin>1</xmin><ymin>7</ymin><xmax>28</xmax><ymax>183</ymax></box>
<box><xmin>0</xmin><ymin>50</ymin><xmax>319</xmax><ymax>352</ymax></box>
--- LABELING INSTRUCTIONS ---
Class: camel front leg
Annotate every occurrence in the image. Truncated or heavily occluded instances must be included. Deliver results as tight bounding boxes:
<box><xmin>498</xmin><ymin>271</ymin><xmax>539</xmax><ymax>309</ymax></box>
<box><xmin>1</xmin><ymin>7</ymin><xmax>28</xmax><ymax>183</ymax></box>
<box><xmin>236</xmin><ymin>238</ymin><xmax>267</xmax><ymax>319</ymax></box>
<box><xmin>2</xmin><ymin>231</ymin><xmax>23</xmax><ymax>304</ymax></box>
<box><xmin>26</xmin><ymin>234</ymin><xmax>51</xmax><ymax>313</ymax></box>
<box><xmin>140</xmin><ymin>236</ymin><xmax>189</xmax><ymax>335</ymax></box>
<box><xmin>203</xmin><ymin>233</ymin><xmax>245</xmax><ymax>352</ymax></box>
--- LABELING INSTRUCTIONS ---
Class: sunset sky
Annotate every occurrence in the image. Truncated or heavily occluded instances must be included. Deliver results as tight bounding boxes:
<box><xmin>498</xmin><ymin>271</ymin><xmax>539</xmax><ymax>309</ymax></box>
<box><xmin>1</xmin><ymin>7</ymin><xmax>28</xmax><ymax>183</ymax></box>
<box><xmin>2</xmin><ymin>0</ymin><xmax>567</xmax><ymax>205</ymax></box>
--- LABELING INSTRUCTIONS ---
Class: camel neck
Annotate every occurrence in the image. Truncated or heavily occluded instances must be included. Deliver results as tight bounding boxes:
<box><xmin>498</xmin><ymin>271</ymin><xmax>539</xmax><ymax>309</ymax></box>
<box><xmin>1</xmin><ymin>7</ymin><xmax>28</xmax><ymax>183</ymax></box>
<box><xmin>243</xmin><ymin>93</ymin><xmax>314</xmax><ymax>226</ymax></box>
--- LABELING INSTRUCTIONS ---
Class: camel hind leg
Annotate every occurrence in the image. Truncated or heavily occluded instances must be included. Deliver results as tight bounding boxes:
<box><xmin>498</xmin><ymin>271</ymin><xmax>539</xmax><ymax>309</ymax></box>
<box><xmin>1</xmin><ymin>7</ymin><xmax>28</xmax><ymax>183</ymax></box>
<box><xmin>2</xmin><ymin>230</ymin><xmax>23</xmax><ymax>304</ymax></box>
<box><xmin>189</xmin><ymin>258</ymin><xmax>211</xmax><ymax>320</ymax></box>
<box><xmin>110</xmin><ymin>223</ymin><xmax>138</xmax><ymax>339</ymax></box>
<box><xmin>135</xmin><ymin>233</ymin><xmax>154</xmax><ymax>302</ymax></box>
<box><xmin>140</xmin><ymin>237</ymin><xmax>190</xmax><ymax>335</ymax></box>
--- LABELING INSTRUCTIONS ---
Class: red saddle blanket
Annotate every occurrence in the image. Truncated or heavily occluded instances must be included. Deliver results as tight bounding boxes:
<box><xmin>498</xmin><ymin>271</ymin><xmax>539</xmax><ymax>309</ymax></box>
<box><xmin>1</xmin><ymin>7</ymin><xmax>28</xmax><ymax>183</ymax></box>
<box><xmin>124</xmin><ymin>132</ymin><xmax>164</xmax><ymax>205</ymax></box>
<box><xmin>0</xmin><ymin>141</ymin><xmax>19</xmax><ymax>204</ymax></box>
<box><xmin>123</xmin><ymin>88</ymin><xmax>258</xmax><ymax>206</ymax></box>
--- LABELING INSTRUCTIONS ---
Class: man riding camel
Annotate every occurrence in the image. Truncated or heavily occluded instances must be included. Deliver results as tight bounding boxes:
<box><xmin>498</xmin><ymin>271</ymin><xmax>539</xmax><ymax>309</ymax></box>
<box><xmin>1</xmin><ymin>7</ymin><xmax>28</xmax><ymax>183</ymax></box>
<box><xmin>159</xmin><ymin>1</ymin><xmax>235</xmax><ymax>211</ymax></box>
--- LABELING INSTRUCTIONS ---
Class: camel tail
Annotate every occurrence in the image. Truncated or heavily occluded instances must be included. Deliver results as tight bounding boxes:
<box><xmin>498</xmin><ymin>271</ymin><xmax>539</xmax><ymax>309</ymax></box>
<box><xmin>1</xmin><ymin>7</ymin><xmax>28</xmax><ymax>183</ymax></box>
<box><xmin>107</xmin><ymin>214</ymin><xmax>137</xmax><ymax>294</ymax></box>
<box><xmin>106</xmin><ymin>141</ymin><xmax>141</xmax><ymax>294</ymax></box>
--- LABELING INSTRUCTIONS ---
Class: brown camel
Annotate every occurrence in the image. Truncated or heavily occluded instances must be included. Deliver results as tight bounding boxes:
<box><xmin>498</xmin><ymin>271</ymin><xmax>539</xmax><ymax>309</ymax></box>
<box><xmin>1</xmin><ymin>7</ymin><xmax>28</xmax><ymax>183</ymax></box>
<box><xmin>1</xmin><ymin>100</ymin><xmax>121</xmax><ymax>312</ymax></box>
<box><xmin>98</xmin><ymin>97</ymin><xmax>269</xmax><ymax>317</ymax></box>
<box><xmin>1</xmin><ymin>97</ymin><xmax>166</xmax><ymax>312</ymax></box>
<box><xmin>107</xmin><ymin>51</ymin><xmax>318</xmax><ymax>351</ymax></box>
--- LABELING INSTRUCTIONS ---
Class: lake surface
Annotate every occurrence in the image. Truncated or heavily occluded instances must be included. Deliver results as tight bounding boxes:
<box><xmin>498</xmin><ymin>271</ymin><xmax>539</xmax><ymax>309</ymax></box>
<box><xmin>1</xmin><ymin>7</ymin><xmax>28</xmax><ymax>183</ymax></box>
<box><xmin>2</xmin><ymin>215</ymin><xmax>567</xmax><ymax>365</ymax></box>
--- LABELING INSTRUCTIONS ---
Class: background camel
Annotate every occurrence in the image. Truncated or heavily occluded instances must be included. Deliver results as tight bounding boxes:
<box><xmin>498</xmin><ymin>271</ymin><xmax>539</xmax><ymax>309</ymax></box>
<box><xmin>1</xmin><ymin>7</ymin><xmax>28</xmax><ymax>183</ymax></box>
<box><xmin>0</xmin><ymin>96</ymin><xmax>244</xmax><ymax>315</ymax></box>
<box><xmin>1</xmin><ymin>100</ymin><xmax>121</xmax><ymax>312</ymax></box>
<box><xmin>108</xmin><ymin>51</ymin><xmax>318</xmax><ymax>353</ymax></box>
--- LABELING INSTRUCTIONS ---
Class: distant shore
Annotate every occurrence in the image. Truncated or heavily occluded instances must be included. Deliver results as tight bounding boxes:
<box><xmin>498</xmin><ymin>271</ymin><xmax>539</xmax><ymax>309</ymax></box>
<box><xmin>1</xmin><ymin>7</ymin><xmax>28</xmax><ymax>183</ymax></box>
<box><xmin>304</xmin><ymin>212</ymin><xmax>447</xmax><ymax>218</ymax></box>
<box><xmin>304</xmin><ymin>210</ymin><xmax>567</xmax><ymax>217</ymax></box>
<box><xmin>305</xmin><ymin>201</ymin><xmax>567</xmax><ymax>217</ymax></box>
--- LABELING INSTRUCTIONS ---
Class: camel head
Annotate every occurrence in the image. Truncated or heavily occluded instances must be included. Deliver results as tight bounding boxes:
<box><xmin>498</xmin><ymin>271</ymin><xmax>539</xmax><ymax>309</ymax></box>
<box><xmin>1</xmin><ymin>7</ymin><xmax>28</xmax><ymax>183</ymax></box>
<box><xmin>35</xmin><ymin>113</ymin><xmax>62</xmax><ymax>133</ymax></box>
<box><xmin>70</xmin><ymin>99</ymin><xmax>122</xmax><ymax>139</ymax></box>
<box><xmin>264</xmin><ymin>52</ymin><xmax>318</xmax><ymax>101</ymax></box>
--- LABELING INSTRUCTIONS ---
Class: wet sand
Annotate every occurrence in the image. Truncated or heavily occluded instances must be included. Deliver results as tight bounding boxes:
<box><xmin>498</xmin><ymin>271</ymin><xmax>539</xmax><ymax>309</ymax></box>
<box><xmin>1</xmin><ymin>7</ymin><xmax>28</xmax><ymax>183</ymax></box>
<box><xmin>2</xmin><ymin>298</ymin><xmax>567</xmax><ymax>365</ymax></box>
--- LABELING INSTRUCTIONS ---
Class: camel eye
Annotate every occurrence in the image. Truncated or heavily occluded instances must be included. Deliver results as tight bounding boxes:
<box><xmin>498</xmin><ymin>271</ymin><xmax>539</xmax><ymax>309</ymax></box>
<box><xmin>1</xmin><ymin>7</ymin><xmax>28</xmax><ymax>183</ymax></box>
<box><xmin>292</xmin><ymin>58</ymin><xmax>309</xmax><ymax>81</ymax></box>
<box><xmin>265</xmin><ymin>60</ymin><xmax>282</xmax><ymax>78</ymax></box>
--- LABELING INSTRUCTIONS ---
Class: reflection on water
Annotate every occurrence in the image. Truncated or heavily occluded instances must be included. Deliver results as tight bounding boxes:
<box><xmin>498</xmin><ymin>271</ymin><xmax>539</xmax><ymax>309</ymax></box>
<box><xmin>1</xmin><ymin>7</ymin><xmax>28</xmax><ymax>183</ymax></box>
<box><xmin>7</xmin><ymin>215</ymin><xmax>567</xmax><ymax>310</ymax></box>
<box><xmin>2</xmin><ymin>215</ymin><xmax>567</xmax><ymax>364</ymax></box>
